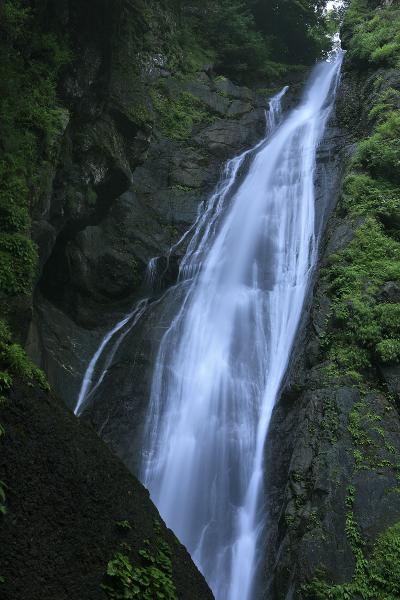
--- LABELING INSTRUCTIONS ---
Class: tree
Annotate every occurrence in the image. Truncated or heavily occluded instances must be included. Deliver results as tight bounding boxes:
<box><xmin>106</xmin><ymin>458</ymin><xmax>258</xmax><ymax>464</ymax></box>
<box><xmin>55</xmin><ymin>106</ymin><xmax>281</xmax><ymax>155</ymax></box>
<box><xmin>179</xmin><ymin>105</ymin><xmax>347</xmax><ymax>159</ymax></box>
<box><xmin>251</xmin><ymin>0</ymin><xmax>330</xmax><ymax>63</ymax></box>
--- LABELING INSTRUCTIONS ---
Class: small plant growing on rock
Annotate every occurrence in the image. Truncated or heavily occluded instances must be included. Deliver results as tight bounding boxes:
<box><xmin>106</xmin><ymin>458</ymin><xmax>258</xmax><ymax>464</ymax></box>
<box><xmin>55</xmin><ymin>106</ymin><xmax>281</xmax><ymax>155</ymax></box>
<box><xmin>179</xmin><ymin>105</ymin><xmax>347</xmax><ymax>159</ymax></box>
<box><xmin>115</xmin><ymin>520</ymin><xmax>132</xmax><ymax>531</ymax></box>
<box><xmin>102</xmin><ymin>522</ymin><xmax>177</xmax><ymax>600</ymax></box>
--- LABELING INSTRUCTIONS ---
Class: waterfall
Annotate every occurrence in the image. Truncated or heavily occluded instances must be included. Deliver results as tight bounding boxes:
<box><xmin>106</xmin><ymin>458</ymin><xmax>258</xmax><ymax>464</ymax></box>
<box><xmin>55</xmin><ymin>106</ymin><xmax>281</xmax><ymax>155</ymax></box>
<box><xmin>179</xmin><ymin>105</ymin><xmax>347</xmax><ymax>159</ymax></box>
<box><xmin>75</xmin><ymin>54</ymin><xmax>342</xmax><ymax>599</ymax></box>
<box><xmin>141</xmin><ymin>55</ymin><xmax>342</xmax><ymax>600</ymax></box>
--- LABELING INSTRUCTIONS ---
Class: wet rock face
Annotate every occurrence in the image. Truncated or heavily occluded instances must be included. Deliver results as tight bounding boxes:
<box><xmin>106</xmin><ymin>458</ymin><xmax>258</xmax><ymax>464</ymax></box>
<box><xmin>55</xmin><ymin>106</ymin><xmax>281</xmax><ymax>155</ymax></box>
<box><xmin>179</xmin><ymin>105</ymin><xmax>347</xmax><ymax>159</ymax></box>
<box><xmin>36</xmin><ymin>48</ymin><xmax>266</xmax><ymax>327</ymax></box>
<box><xmin>34</xmin><ymin>94</ymin><xmax>342</xmax><ymax>487</ymax></box>
<box><xmin>263</xmin><ymin>383</ymin><xmax>400</xmax><ymax>600</ymax></box>
<box><xmin>32</xmin><ymin>79</ymin><xmax>266</xmax><ymax>392</ymax></box>
<box><xmin>261</xmin><ymin>61</ymin><xmax>400</xmax><ymax>598</ymax></box>
<box><xmin>0</xmin><ymin>381</ymin><xmax>214</xmax><ymax>600</ymax></box>
<box><xmin>30</xmin><ymin>0</ymin><xmax>269</xmax><ymax>404</ymax></box>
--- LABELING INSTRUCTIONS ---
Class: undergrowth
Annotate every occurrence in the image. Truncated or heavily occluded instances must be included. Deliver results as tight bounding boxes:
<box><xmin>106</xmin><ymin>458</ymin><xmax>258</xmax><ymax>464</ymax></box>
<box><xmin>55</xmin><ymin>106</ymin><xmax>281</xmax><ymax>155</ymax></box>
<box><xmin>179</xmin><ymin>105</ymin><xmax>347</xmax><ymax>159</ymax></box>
<box><xmin>304</xmin><ymin>521</ymin><xmax>400</xmax><ymax>600</ymax></box>
<box><xmin>150</xmin><ymin>84</ymin><xmax>214</xmax><ymax>140</ymax></box>
<box><xmin>0</xmin><ymin>317</ymin><xmax>49</xmax><ymax>521</ymax></box>
<box><xmin>102</xmin><ymin>522</ymin><xmax>177</xmax><ymax>600</ymax></box>
<box><xmin>0</xmin><ymin>320</ymin><xmax>49</xmax><ymax>393</ymax></box>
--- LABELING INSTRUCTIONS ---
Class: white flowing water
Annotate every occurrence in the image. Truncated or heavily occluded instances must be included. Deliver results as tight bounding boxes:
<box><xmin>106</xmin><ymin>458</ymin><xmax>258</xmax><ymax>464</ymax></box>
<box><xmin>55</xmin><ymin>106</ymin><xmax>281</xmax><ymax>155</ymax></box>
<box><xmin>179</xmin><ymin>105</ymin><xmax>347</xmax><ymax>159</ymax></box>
<box><xmin>141</xmin><ymin>55</ymin><xmax>342</xmax><ymax>600</ymax></box>
<box><xmin>75</xmin><ymin>299</ymin><xmax>148</xmax><ymax>416</ymax></box>
<box><xmin>75</xmin><ymin>54</ymin><xmax>342</xmax><ymax>600</ymax></box>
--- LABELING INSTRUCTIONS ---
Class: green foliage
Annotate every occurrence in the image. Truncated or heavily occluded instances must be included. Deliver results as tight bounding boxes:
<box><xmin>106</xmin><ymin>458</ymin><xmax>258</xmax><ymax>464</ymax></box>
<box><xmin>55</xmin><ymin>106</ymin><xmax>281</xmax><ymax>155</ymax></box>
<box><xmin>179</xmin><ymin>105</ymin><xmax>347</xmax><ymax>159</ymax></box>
<box><xmin>0</xmin><ymin>480</ymin><xmax>7</xmax><ymax>516</ymax></box>
<box><xmin>323</xmin><ymin>217</ymin><xmax>400</xmax><ymax>375</ymax></box>
<box><xmin>115</xmin><ymin>520</ymin><xmax>132</xmax><ymax>531</ymax></box>
<box><xmin>102</xmin><ymin>525</ymin><xmax>177</xmax><ymax>600</ymax></box>
<box><xmin>304</xmin><ymin>521</ymin><xmax>400</xmax><ymax>600</ymax></box>
<box><xmin>0</xmin><ymin>0</ymin><xmax>70</xmax><ymax>298</ymax></box>
<box><xmin>0</xmin><ymin>0</ymin><xmax>30</xmax><ymax>40</ymax></box>
<box><xmin>0</xmin><ymin>372</ymin><xmax>13</xmax><ymax>394</ymax></box>
<box><xmin>369</xmin><ymin>88</ymin><xmax>400</xmax><ymax>125</ymax></box>
<box><xmin>376</xmin><ymin>339</ymin><xmax>400</xmax><ymax>364</ymax></box>
<box><xmin>304</xmin><ymin>4</ymin><xmax>400</xmax><ymax>597</ymax></box>
<box><xmin>1</xmin><ymin>343</ymin><xmax>48</xmax><ymax>389</ymax></box>
<box><xmin>321</xmin><ymin>399</ymin><xmax>340</xmax><ymax>444</ymax></box>
<box><xmin>322</xmin><ymin>53</ymin><xmax>400</xmax><ymax>378</ymax></box>
<box><xmin>150</xmin><ymin>87</ymin><xmax>214</xmax><ymax>140</ymax></box>
<box><xmin>251</xmin><ymin>0</ymin><xmax>330</xmax><ymax>64</ymax></box>
<box><xmin>0</xmin><ymin>234</ymin><xmax>38</xmax><ymax>295</ymax></box>
<box><xmin>305</xmin><ymin>397</ymin><xmax>400</xmax><ymax>599</ymax></box>
<box><xmin>354</xmin><ymin>112</ymin><xmax>400</xmax><ymax>184</ymax></box>
<box><xmin>172</xmin><ymin>0</ymin><xmax>329</xmax><ymax>83</ymax></box>
<box><xmin>201</xmin><ymin>0</ymin><xmax>275</xmax><ymax>82</ymax></box>
<box><xmin>343</xmin><ymin>1</ymin><xmax>400</xmax><ymax>68</ymax></box>
<box><xmin>171</xmin><ymin>183</ymin><xmax>193</xmax><ymax>193</ymax></box>
<box><xmin>341</xmin><ymin>174</ymin><xmax>400</xmax><ymax>221</ymax></box>
<box><xmin>0</xmin><ymin>318</ymin><xmax>49</xmax><ymax>390</ymax></box>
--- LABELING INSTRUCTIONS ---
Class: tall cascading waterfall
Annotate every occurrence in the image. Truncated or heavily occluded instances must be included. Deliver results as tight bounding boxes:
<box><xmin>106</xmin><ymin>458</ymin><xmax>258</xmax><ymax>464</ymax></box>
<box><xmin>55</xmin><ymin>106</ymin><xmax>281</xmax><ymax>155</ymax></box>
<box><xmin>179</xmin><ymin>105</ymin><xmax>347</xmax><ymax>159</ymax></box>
<box><xmin>141</xmin><ymin>55</ymin><xmax>343</xmax><ymax>600</ymax></box>
<box><xmin>75</xmin><ymin>54</ymin><xmax>342</xmax><ymax>599</ymax></box>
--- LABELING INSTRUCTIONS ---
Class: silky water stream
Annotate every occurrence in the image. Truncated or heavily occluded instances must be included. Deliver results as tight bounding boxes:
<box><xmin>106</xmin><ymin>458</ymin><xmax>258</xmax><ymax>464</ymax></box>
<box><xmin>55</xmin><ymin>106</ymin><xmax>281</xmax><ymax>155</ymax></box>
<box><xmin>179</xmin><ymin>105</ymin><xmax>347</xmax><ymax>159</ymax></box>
<box><xmin>76</xmin><ymin>54</ymin><xmax>343</xmax><ymax>599</ymax></box>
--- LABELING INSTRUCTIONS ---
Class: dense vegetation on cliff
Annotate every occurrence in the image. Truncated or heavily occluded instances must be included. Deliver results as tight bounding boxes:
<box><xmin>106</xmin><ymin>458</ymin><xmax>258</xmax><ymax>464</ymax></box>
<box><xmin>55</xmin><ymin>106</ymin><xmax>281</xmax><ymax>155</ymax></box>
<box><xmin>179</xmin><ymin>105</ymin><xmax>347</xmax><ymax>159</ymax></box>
<box><xmin>314</xmin><ymin>3</ymin><xmax>400</xmax><ymax>596</ymax></box>
<box><xmin>266</xmin><ymin>1</ymin><xmax>400</xmax><ymax>598</ymax></box>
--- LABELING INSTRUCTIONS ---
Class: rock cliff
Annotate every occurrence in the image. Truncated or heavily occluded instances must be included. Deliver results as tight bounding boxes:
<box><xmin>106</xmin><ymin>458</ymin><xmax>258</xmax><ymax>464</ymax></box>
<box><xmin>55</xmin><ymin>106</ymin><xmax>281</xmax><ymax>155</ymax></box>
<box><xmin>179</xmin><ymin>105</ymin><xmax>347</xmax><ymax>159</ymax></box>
<box><xmin>2</xmin><ymin>0</ymin><xmax>399</xmax><ymax>598</ymax></box>
<box><xmin>262</xmin><ymin>2</ymin><xmax>400</xmax><ymax>598</ymax></box>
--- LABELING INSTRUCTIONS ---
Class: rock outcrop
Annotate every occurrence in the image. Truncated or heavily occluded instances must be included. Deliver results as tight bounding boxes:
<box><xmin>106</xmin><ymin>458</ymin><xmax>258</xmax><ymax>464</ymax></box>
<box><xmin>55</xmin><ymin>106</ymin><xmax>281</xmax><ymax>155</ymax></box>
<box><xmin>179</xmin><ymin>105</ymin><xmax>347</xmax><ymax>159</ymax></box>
<box><xmin>28</xmin><ymin>1</ymin><xmax>270</xmax><ymax>410</ymax></box>
<box><xmin>0</xmin><ymin>380</ymin><xmax>213</xmax><ymax>600</ymax></box>
<box><xmin>261</xmin><ymin>2</ymin><xmax>400</xmax><ymax>597</ymax></box>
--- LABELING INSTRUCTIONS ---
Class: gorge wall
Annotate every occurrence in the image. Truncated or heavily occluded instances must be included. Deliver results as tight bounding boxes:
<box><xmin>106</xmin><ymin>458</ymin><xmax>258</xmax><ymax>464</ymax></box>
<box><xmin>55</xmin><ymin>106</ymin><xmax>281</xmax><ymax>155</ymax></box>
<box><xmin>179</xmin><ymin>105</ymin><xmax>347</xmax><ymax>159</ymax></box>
<box><xmin>1</xmin><ymin>0</ymin><xmax>399</xmax><ymax>599</ymax></box>
<box><xmin>262</xmin><ymin>1</ymin><xmax>400</xmax><ymax>598</ymax></box>
<box><xmin>0</xmin><ymin>4</ymin><xmax>220</xmax><ymax>598</ymax></box>
<box><xmin>0</xmin><ymin>1</ymin><xmax>320</xmax><ymax>598</ymax></box>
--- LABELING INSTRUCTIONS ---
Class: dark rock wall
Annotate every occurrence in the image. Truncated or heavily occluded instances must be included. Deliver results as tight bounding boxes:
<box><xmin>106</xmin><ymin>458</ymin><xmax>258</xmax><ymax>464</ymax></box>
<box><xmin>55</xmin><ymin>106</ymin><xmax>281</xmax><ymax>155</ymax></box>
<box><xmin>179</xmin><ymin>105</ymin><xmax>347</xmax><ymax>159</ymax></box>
<box><xmin>28</xmin><ymin>0</ymin><xmax>270</xmax><ymax>411</ymax></box>
<box><xmin>261</xmin><ymin>7</ymin><xmax>400</xmax><ymax>596</ymax></box>
<box><xmin>0</xmin><ymin>381</ymin><xmax>213</xmax><ymax>600</ymax></box>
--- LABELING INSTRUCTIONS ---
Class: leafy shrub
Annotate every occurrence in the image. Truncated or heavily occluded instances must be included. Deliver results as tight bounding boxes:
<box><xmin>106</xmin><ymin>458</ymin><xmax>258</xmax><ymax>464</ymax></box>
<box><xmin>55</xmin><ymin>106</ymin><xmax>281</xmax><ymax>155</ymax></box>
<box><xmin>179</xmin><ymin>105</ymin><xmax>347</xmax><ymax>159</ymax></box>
<box><xmin>203</xmin><ymin>0</ymin><xmax>273</xmax><ymax>81</ymax></box>
<box><xmin>344</xmin><ymin>2</ymin><xmax>400</xmax><ymax>68</ymax></box>
<box><xmin>0</xmin><ymin>319</ymin><xmax>49</xmax><ymax>390</ymax></box>
<box><xmin>251</xmin><ymin>0</ymin><xmax>329</xmax><ymax>64</ymax></box>
<box><xmin>176</xmin><ymin>0</ymin><xmax>329</xmax><ymax>83</ymax></box>
<box><xmin>0</xmin><ymin>343</ymin><xmax>49</xmax><ymax>390</ymax></box>
<box><xmin>0</xmin><ymin>372</ymin><xmax>13</xmax><ymax>394</ymax></box>
<box><xmin>115</xmin><ymin>520</ymin><xmax>132</xmax><ymax>531</ymax></box>
<box><xmin>324</xmin><ymin>217</ymin><xmax>400</xmax><ymax>375</ymax></box>
<box><xmin>369</xmin><ymin>88</ymin><xmax>400</xmax><ymax>124</ymax></box>
<box><xmin>376</xmin><ymin>339</ymin><xmax>400</xmax><ymax>364</ymax></box>
<box><xmin>354</xmin><ymin>112</ymin><xmax>400</xmax><ymax>183</ymax></box>
<box><xmin>341</xmin><ymin>174</ymin><xmax>400</xmax><ymax>222</ymax></box>
<box><xmin>102</xmin><ymin>526</ymin><xmax>177</xmax><ymax>600</ymax></box>
<box><xmin>0</xmin><ymin>235</ymin><xmax>38</xmax><ymax>295</ymax></box>
<box><xmin>304</xmin><ymin>521</ymin><xmax>400</xmax><ymax>599</ymax></box>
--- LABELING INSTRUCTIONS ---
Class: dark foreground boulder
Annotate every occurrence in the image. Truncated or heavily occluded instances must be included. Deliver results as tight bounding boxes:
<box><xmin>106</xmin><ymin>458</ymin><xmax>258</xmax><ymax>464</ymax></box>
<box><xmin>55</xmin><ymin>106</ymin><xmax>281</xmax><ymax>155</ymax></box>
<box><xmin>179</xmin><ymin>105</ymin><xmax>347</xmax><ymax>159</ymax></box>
<box><xmin>0</xmin><ymin>382</ymin><xmax>213</xmax><ymax>600</ymax></box>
